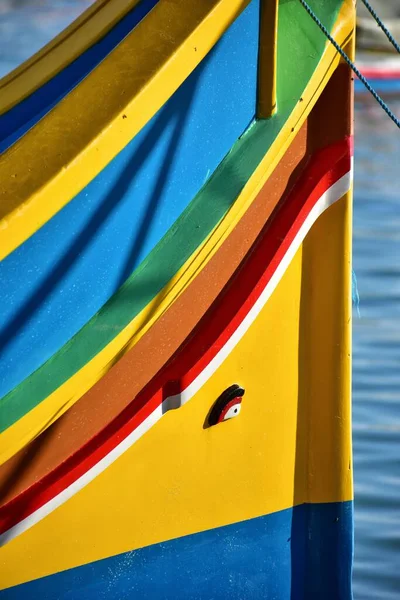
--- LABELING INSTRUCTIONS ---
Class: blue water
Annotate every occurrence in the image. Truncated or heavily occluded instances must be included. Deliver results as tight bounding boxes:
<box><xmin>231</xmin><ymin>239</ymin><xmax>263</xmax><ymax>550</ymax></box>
<box><xmin>0</xmin><ymin>0</ymin><xmax>93</xmax><ymax>79</ymax></box>
<box><xmin>0</xmin><ymin>2</ymin><xmax>399</xmax><ymax>598</ymax></box>
<box><xmin>353</xmin><ymin>96</ymin><xmax>400</xmax><ymax>600</ymax></box>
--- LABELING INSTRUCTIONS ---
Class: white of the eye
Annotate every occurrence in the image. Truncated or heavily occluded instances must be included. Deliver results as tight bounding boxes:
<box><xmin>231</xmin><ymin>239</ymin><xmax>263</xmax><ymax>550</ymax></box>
<box><xmin>223</xmin><ymin>403</ymin><xmax>241</xmax><ymax>421</ymax></box>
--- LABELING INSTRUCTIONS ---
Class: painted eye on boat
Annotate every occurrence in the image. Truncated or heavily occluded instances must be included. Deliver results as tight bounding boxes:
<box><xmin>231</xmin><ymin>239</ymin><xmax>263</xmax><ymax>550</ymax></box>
<box><xmin>207</xmin><ymin>384</ymin><xmax>245</xmax><ymax>427</ymax></box>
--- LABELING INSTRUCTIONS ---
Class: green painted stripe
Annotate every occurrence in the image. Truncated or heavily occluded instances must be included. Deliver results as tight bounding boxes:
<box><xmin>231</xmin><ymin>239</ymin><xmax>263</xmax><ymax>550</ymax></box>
<box><xmin>0</xmin><ymin>0</ymin><xmax>343</xmax><ymax>432</ymax></box>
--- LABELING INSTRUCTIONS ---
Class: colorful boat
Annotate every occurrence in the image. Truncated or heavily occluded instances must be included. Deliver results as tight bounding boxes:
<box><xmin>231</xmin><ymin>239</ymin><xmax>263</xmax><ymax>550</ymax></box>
<box><xmin>0</xmin><ymin>1</ymin><xmax>355</xmax><ymax>597</ymax></box>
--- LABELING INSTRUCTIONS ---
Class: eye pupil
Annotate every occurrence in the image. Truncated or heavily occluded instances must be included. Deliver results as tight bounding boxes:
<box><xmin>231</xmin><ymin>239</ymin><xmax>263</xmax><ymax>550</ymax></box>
<box><xmin>234</xmin><ymin>408</ymin><xmax>237</xmax><ymax>413</ymax></box>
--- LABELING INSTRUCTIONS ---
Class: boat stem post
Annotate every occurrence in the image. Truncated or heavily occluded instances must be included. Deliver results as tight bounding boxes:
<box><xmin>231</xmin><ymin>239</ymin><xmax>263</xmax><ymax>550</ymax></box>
<box><xmin>257</xmin><ymin>0</ymin><xmax>278</xmax><ymax>118</ymax></box>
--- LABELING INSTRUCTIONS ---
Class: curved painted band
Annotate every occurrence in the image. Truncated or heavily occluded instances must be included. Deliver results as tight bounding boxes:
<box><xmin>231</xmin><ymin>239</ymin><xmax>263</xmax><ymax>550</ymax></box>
<box><xmin>0</xmin><ymin>0</ymin><xmax>259</xmax><ymax>407</ymax></box>
<box><xmin>0</xmin><ymin>0</ymin><xmax>159</xmax><ymax>153</ymax></box>
<box><xmin>0</xmin><ymin>109</ymin><xmax>314</xmax><ymax>504</ymax></box>
<box><xmin>0</xmin><ymin>0</ymin><xmax>144</xmax><ymax>113</ymax></box>
<box><xmin>0</xmin><ymin>0</ymin><xmax>354</xmax><ymax>464</ymax></box>
<box><xmin>0</xmin><ymin>62</ymin><xmax>354</xmax><ymax>508</ymax></box>
<box><xmin>0</xmin><ymin>0</ymin><xmax>253</xmax><ymax>261</ymax></box>
<box><xmin>0</xmin><ymin>136</ymin><xmax>353</xmax><ymax>545</ymax></box>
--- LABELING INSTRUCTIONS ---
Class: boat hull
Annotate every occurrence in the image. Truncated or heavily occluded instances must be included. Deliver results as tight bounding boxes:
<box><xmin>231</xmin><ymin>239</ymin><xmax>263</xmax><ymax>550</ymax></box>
<box><xmin>1</xmin><ymin>503</ymin><xmax>353</xmax><ymax>600</ymax></box>
<box><xmin>0</xmin><ymin>1</ymin><xmax>356</xmax><ymax>597</ymax></box>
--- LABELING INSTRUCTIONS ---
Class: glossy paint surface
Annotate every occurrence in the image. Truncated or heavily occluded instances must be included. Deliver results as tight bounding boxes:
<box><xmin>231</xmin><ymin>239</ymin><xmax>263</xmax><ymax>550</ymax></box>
<box><xmin>0</xmin><ymin>64</ymin><xmax>353</xmax><ymax>510</ymax></box>
<box><xmin>0</xmin><ymin>0</ymin><xmax>353</xmax><ymax>449</ymax></box>
<box><xmin>0</xmin><ymin>113</ymin><xmax>313</xmax><ymax>500</ymax></box>
<box><xmin>0</xmin><ymin>4</ymin><xmax>354</xmax><ymax>598</ymax></box>
<box><xmin>0</xmin><ymin>502</ymin><xmax>353</xmax><ymax>600</ymax></box>
<box><xmin>0</xmin><ymin>176</ymin><xmax>353</xmax><ymax>588</ymax></box>
<box><xmin>0</xmin><ymin>136</ymin><xmax>352</xmax><ymax>545</ymax></box>
<box><xmin>0</xmin><ymin>0</ymin><xmax>254</xmax><ymax>263</ymax></box>
<box><xmin>0</xmin><ymin>0</ymin><xmax>259</xmax><ymax>403</ymax></box>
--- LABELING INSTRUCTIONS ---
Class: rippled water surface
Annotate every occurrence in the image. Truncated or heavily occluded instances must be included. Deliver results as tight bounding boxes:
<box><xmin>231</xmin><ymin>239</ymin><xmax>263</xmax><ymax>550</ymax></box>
<box><xmin>353</xmin><ymin>97</ymin><xmax>400</xmax><ymax>600</ymax></box>
<box><xmin>0</xmin><ymin>0</ymin><xmax>93</xmax><ymax>79</ymax></box>
<box><xmin>0</xmin><ymin>2</ymin><xmax>399</xmax><ymax>598</ymax></box>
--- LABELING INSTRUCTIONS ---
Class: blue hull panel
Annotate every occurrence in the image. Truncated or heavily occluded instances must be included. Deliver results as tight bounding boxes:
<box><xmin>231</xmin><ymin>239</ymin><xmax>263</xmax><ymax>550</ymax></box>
<box><xmin>0</xmin><ymin>502</ymin><xmax>353</xmax><ymax>600</ymax></box>
<box><xmin>0</xmin><ymin>0</ymin><xmax>260</xmax><ymax>399</ymax></box>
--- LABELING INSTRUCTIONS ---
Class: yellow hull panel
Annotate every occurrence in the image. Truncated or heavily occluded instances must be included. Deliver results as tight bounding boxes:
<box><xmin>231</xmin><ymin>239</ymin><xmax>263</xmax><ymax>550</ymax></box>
<box><xmin>0</xmin><ymin>190</ymin><xmax>352</xmax><ymax>588</ymax></box>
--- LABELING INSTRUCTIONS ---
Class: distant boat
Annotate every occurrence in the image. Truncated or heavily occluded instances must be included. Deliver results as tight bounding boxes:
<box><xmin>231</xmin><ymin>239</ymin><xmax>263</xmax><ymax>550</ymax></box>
<box><xmin>356</xmin><ymin>52</ymin><xmax>400</xmax><ymax>95</ymax></box>
<box><xmin>355</xmin><ymin>0</ymin><xmax>400</xmax><ymax>94</ymax></box>
<box><xmin>0</xmin><ymin>1</ymin><xmax>355</xmax><ymax>598</ymax></box>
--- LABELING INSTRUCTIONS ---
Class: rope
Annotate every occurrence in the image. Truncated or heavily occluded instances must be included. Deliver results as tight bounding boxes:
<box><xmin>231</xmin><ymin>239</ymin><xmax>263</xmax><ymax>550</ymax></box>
<box><xmin>360</xmin><ymin>0</ymin><xmax>400</xmax><ymax>55</ymax></box>
<box><xmin>298</xmin><ymin>0</ymin><xmax>400</xmax><ymax>130</ymax></box>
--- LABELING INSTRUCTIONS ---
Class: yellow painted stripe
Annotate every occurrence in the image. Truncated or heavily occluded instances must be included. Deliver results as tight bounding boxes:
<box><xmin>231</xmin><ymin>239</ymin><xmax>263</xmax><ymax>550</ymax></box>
<box><xmin>0</xmin><ymin>0</ymin><xmax>355</xmax><ymax>466</ymax></box>
<box><xmin>0</xmin><ymin>226</ymin><xmax>217</xmax><ymax>465</ymax></box>
<box><xmin>0</xmin><ymin>0</ymin><xmax>142</xmax><ymax>114</ymax></box>
<box><xmin>0</xmin><ymin>0</ymin><xmax>252</xmax><ymax>262</ymax></box>
<box><xmin>0</xmin><ymin>188</ymin><xmax>353</xmax><ymax>588</ymax></box>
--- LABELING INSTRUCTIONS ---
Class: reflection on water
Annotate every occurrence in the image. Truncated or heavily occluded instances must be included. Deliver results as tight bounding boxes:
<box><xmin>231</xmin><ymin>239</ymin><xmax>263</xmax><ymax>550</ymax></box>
<box><xmin>0</xmin><ymin>2</ymin><xmax>399</xmax><ymax>599</ymax></box>
<box><xmin>353</xmin><ymin>97</ymin><xmax>400</xmax><ymax>600</ymax></box>
<box><xmin>0</xmin><ymin>1</ymin><xmax>94</xmax><ymax>79</ymax></box>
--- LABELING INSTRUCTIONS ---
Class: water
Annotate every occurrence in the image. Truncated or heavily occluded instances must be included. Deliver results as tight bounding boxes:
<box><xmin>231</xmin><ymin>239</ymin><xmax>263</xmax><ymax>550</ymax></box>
<box><xmin>0</xmin><ymin>2</ymin><xmax>399</xmax><ymax>598</ymax></box>
<box><xmin>0</xmin><ymin>0</ymin><xmax>93</xmax><ymax>79</ymax></box>
<box><xmin>353</xmin><ymin>97</ymin><xmax>400</xmax><ymax>600</ymax></box>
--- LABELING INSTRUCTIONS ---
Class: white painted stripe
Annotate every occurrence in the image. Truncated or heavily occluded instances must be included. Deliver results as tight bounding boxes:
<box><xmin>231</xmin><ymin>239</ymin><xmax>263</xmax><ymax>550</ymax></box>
<box><xmin>0</xmin><ymin>405</ymin><xmax>164</xmax><ymax>546</ymax></box>
<box><xmin>171</xmin><ymin>167</ymin><xmax>353</xmax><ymax>409</ymax></box>
<box><xmin>0</xmin><ymin>166</ymin><xmax>352</xmax><ymax>546</ymax></box>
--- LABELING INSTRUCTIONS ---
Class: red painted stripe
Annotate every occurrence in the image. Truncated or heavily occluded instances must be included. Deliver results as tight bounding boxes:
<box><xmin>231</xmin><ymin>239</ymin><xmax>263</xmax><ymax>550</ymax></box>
<box><xmin>0</xmin><ymin>137</ymin><xmax>352</xmax><ymax>536</ymax></box>
<box><xmin>177</xmin><ymin>139</ymin><xmax>351</xmax><ymax>394</ymax></box>
<box><xmin>358</xmin><ymin>67</ymin><xmax>400</xmax><ymax>81</ymax></box>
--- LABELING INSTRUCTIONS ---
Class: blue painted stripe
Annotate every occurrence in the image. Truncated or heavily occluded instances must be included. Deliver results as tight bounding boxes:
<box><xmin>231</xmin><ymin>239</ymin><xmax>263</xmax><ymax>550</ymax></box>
<box><xmin>0</xmin><ymin>0</ymin><xmax>260</xmax><ymax>399</ymax></box>
<box><xmin>355</xmin><ymin>78</ymin><xmax>400</xmax><ymax>95</ymax></box>
<box><xmin>0</xmin><ymin>502</ymin><xmax>354</xmax><ymax>599</ymax></box>
<box><xmin>0</xmin><ymin>0</ymin><xmax>159</xmax><ymax>154</ymax></box>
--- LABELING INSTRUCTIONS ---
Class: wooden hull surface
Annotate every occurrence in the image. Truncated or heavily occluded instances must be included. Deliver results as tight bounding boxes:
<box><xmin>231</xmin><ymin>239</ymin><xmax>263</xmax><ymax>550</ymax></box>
<box><xmin>0</xmin><ymin>0</ymin><xmax>356</xmax><ymax>597</ymax></box>
<box><xmin>0</xmin><ymin>0</ymin><xmax>260</xmax><ymax>403</ymax></box>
